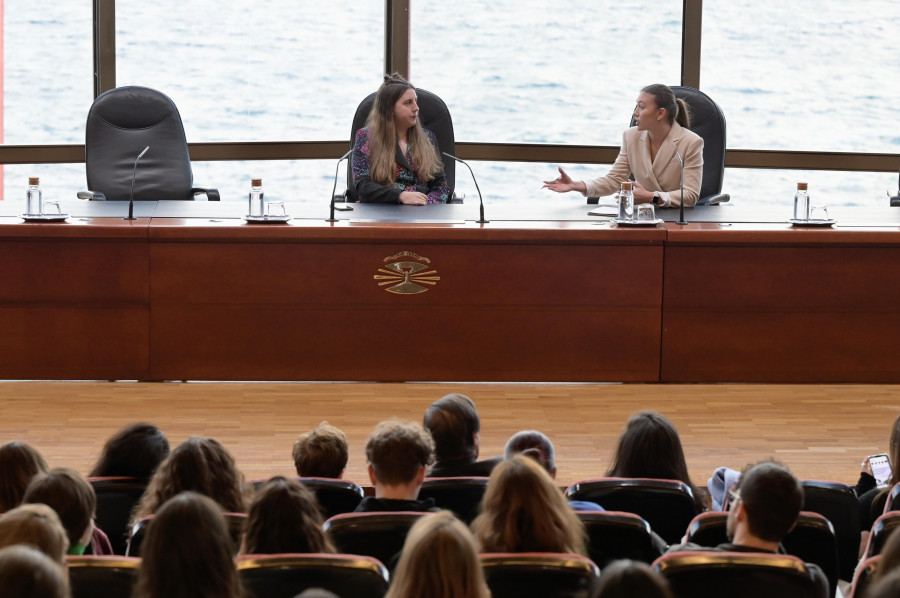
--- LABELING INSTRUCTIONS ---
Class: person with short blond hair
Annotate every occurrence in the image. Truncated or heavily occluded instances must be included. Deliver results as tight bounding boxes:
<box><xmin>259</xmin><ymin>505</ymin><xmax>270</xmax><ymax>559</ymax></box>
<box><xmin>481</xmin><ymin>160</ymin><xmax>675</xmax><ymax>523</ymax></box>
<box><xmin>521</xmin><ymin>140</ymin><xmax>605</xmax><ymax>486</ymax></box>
<box><xmin>292</xmin><ymin>422</ymin><xmax>349</xmax><ymax>479</ymax></box>
<box><xmin>0</xmin><ymin>503</ymin><xmax>69</xmax><ymax>564</ymax></box>
<box><xmin>355</xmin><ymin>420</ymin><xmax>437</xmax><ymax>513</ymax></box>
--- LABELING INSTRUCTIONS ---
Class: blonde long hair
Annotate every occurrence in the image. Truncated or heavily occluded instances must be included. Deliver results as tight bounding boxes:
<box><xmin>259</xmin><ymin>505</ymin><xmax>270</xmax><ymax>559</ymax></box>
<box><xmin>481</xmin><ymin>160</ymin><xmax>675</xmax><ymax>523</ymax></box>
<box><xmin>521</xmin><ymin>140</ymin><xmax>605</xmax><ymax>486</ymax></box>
<box><xmin>472</xmin><ymin>455</ymin><xmax>587</xmax><ymax>555</ymax></box>
<box><xmin>365</xmin><ymin>73</ymin><xmax>443</xmax><ymax>186</ymax></box>
<box><xmin>386</xmin><ymin>510</ymin><xmax>489</xmax><ymax>598</ymax></box>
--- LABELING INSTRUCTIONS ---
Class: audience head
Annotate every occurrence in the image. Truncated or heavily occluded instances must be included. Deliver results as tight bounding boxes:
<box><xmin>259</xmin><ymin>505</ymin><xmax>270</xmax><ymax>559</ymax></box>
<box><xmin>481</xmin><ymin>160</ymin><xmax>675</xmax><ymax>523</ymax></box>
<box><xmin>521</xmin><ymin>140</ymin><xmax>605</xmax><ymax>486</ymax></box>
<box><xmin>591</xmin><ymin>560</ymin><xmax>674</xmax><ymax>598</ymax></box>
<box><xmin>132</xmin><ymin>436</ymin><xmax>246</xmax><ymax>523</ymax></box>
<box><xmin>865</xmin><ymin>567</ymin><xmax>900</xmax><ymax>598</ymax></box>
<box><xmin>0</xmin><ymin>441</ymin><xmax>49</xmax><ymax>513</ymax></box>
<box><xmin>472</xmin><ymin>455</ymin><xmax>586</xmax><ymax>555</ymax></box>
<box><xmin>728</xmin><ymin>460</ymin><xmax>803</xmax><ymax>544</ymax></box>
<box><xmin>874</xmin><ymin>526</ymin><xmax>900</xmax><ymax>581</ymax></box>
<box><xmin>292</xmin><ymin>422</ymin><xmax>349</xmax><ymax>479</ymax></box>
<box><xmin>294</xmin><ymin>591</ymin><xmax>340</xmax><ymax>598</ymax></box>
<box><xmin>23</xmin><ymin>467</ymin><xmax>96</xmax><ymax>554</ymax></box>
<box><xmin>607</xmin><ymin>410</ymin><xmax>704</xmax><ymax>509</ymax></box>
<box><xmin>89</xmin><ymin>422</ymin><xmax>170</xmax><ymax>479</ymax></box>
<box><xmin>365</xmin><ymin>420</ymin><xmax>435</xmax><ymax>487</ymax></box>
<box><xmin>640</xmin><ymin>83</ymin><xmax>691</xmax><ymax>129</ymax></box>
<box><xmin>504</xmin><ymin>430</ymin><xmax>556</xmax><ymax>477</ymax></box>
<box><xmin>0</xmin><ymin>503</ymin><xmax>69</xmax><ymax>564</ymax></box>
<box><xmin>133</xmin><ymin>492</ymin><xmax>241</xmax><ymax>598</ymax></box>
<box><xmin>242</xmin><ymin>476</ymin><xmax>334</xmax><ymax>555</ymax></box>
<box><xmin>386</xmin><ymin>510</ymin><xmax>489</xmax><ymax>598</ymax></box>
<box><xmin>424</xmin><ymin>393</ymin><xmax>482</xmax><ymax>463</ymax></box>
<box><xmin>0</xmin><ymin>545</ymin><xmax>70</xmax><ymax>598</ymax></box>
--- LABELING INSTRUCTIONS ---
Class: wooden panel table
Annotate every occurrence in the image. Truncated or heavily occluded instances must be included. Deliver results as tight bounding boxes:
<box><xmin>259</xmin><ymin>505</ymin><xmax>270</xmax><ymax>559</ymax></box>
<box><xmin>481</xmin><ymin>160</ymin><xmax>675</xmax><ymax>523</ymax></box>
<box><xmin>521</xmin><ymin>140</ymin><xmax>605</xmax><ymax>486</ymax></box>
<box><xmin>148</xmin><ymin>219</ymin><xmax>666</xmax><ymax>381</ymax></box>
<box><xmin>0</xmin><ymin>217</ymin><xmax>151</xmax><ymax>380</ymax></box>
<box><xmin>661</xmin><ymin>222</ymin><xmax>900</xmax><ymax>382</ymax></box>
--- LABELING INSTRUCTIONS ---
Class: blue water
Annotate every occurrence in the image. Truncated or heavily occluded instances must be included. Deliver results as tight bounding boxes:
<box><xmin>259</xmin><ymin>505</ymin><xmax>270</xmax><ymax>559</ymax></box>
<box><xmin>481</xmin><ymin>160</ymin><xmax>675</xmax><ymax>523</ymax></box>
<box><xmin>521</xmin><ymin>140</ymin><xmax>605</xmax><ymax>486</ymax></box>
<box><xmin>3</xmin><ymin>1</ymin><xmax>898</xmax><ymax>210</ymax></box>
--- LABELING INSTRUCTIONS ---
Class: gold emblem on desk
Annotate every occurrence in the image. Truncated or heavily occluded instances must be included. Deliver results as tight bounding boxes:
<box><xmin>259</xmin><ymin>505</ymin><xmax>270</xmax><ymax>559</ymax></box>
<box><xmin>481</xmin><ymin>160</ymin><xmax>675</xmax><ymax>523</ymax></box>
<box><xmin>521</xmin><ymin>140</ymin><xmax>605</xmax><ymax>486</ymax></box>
<box><xmin>375</xmin><ymin>251</ymin><xmax>440</xmax><ymax>295</ymax></box>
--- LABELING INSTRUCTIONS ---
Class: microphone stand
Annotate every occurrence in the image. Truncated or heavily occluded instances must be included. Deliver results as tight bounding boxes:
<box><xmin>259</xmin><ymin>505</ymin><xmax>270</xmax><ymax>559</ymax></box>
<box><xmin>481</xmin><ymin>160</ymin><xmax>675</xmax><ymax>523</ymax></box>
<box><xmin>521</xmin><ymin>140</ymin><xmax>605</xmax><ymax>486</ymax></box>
<box><xmin>674</xmin><ymin>148</ymin><xmax>687</xmax><ymax>225</ymax></box>
<box><xmin>327</xmin><ymin>150</ymin><xmax>353</xmax><ymax>222</ymax></box>
<box><xmin>443</xmin><ymin>152</ymin><xmax>488</xmax><ymax>224</ymax></box>
<box><xmin>125</xmin><ymin>146</ymin><xmax>150</xmax><ymax>221</ymax></box>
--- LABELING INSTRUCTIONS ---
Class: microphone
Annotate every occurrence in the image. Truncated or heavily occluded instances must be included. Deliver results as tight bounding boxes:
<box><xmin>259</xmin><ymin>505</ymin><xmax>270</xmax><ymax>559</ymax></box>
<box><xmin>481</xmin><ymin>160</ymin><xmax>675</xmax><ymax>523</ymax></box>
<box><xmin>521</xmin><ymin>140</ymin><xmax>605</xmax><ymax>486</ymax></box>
<box><xmin>327</xmin><ymin>150</ymin><xmax>353</xmax><ymax>222</ymax></box>
<box><xmin>125</xmin><ymin>146</ymin><xmax>150</xmax><ymax>221</ymax></box>
<box><xmin>674</xmin><ymin>147</ymin><xmax>687</xmax><ymax>225</ymax></box>
<box><xmin>442</xmin><ymin>152</ymin><xmax>488</xmax><ymax>224</ymax></box>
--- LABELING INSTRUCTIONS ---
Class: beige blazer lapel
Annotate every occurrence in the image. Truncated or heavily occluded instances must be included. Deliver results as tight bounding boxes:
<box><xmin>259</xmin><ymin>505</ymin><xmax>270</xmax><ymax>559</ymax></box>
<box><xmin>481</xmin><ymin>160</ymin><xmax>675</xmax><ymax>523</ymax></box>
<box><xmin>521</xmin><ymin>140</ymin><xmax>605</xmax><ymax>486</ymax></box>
<box><xmin>635</xmin><ymin>130</ymin><xmax>657</xmax><ymax>188</ymax></box>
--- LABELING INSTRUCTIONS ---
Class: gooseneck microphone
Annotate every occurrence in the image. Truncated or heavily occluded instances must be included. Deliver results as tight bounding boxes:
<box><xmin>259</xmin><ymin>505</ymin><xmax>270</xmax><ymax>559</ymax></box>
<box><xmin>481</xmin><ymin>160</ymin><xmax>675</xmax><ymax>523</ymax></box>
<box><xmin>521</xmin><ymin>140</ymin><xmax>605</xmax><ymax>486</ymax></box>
<box><xmin>327</xmin><ymin>150</ymin><xmax>353</xmax><ymax>222</ymax></box>
<box><xmin>125</xmin><ymin>146</ymin><xmax>150</xmax><ymax>221</ymax></box>
<box><xmin>674</xmin><ymin>147</ymin><xmax>687</xmax><ymax>225</ymax></box>
<box><xmin>442</xmin><ymin>152</ymin><xmax>488</xmax><ymax>224</ymax></box>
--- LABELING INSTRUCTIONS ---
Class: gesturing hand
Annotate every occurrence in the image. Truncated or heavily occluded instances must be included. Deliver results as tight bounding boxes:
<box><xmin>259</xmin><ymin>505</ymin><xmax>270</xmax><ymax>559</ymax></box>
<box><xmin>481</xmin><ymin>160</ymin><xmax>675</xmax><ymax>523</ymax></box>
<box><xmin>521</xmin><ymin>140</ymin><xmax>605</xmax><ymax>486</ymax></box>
<box><xmin>543</xmin><ymin>167</ymin><xmax>583</xmax><ymax>194</ymax></box>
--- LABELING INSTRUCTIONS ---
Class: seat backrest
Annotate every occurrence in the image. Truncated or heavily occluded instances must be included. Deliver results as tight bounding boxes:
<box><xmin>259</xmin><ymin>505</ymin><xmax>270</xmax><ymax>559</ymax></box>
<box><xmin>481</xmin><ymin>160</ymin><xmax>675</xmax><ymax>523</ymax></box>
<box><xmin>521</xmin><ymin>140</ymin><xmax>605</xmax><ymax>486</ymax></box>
<box><xmin>88</xmin><ymin>476</ymin><xmax>149</xmax><ymax>556</ymax></box>
<box><xmin>346</xmin><ymin>87</ymin><xmax>456</xmax><ymax>201</ymax></box>
<box><xmin>236</xmin><ymin>553</ymin><xmax>389</xmax><ymax>598</ymax></box>
<box><xmin>85</xmin><ymin>86</ymin><xmax>195</xmax><ymax>201</ymax></box>
<box><xmin>653</xmin><ymin>551</ymin><xmax>828</xmax><ymax>598</ymax></box>
<box><xmin>126</xmin><ymin>511</ymin><xmax>246</xmax><ymax>557</ymax></box>
<box><xmin>576</xmin><ymin>510</ymin><xmax>662</xmax><ymax>567</ymax></box>
<box><xmin>323</xmin><ymin>511</ymin><xmax>426</xmax><ymax>571</ymax></box>
<box><xmin>781</xmin><ymin>512</ymin><xmax>839</xmax><ymax>598</ymax></box>
<box><xmin>418</xmin><ymin>476</ymin><xmax>489</xmax><ymax>524</ymax></box>
<box><xmin>480</xmin><ymin>552</ymin><xmax>600</xmax><ymax>598</ymax></box>
<box><xmin>685</xmin><ymin>511</ymin><xmax>729</xmax><ymax>547</ymax></box>
<box><xmin>850</xmin><ymin>555</ymin><xmax>880</xmax><ymax>598</ymax></box>
<box><xmin>251</xmin><ymin>477</ymin><xmax>365</xmax><ymax>519</ymax></box>
<box><xmin>866</xmin><ymin>511</ymin><xmax>900</xmax><ymax>558</ymax></box>
<box><xmin>800</xmin><ymin>480</ymin><xmax>860</xmax><ymax>581</ymax></box>
<box><xmin>566</xmin><ymin>477</ymin><xmax>698</xmax><ymax>545</ymax></box>
<box><xmin>628</xmin><ymin>86</ymin><xmax>726</xmax><ymax>204</ymax></box>
<box><xmin>66</xmin><ymin>555</ymin><xmax>140</xmax><ymax>598</ymax></box>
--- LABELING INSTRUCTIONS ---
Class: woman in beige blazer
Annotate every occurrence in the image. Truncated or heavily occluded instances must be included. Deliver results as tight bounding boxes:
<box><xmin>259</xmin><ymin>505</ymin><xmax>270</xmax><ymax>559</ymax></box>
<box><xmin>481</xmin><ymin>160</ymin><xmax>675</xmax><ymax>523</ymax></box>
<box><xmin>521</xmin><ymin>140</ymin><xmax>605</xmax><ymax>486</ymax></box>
<box><xmin>543</xmin><ymin>84</ymin><xmax>703</xmax><ymax>208</ymax></box>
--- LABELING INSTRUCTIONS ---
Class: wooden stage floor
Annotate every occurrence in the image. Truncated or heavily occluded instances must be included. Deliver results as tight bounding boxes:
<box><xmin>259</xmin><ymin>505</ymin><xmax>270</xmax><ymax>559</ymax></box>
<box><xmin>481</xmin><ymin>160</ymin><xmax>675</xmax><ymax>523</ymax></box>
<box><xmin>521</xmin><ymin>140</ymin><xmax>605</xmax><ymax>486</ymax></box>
<box><xmin>2</xmin><ymin>381</ymin><xmax>897</xmax><ymax>489</ymax></box>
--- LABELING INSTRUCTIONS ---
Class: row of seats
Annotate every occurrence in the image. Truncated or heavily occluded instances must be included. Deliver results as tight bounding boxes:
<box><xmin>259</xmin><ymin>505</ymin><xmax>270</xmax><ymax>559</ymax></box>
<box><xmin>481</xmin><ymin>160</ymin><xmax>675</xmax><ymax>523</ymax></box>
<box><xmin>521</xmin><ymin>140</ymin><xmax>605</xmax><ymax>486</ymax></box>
<box><xmin>67</xmin><ymin>549</ymin><xmax>833</xmax><ymax>598</ymax></box>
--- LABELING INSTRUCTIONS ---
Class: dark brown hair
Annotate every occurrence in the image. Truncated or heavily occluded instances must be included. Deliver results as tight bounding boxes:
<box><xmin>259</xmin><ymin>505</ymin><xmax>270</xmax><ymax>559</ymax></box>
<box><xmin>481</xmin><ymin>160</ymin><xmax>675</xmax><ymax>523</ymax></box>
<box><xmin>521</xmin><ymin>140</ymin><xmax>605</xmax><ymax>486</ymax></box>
<box><xmin>424</xmin><ymin>393</ymin><xmax>481</xmax><ymax>462</ymax></box>
<box><xmin>0</xmin><ymin>441</ymin><xmax>49</xmax><ymax>513</ymax></box>
<box><xmin>0</xmin><ymin>544</ymin><xmax>70</xmax><ymax>598</ymax></box>
<box><xmin>366</xmin><ymin>421</ymin><xmax>435</xmax><ymax>486</ymax></box>
<box><xmin>242</xmin><ymin>476</ymin><xmax>334</xmax><ymax>555</ymax></box>
<box><xmin>734</xmin><ymin>460</ymin><xmax>802</xmax><ymax>542</ymax></box>
<box><xmin>641</xmin><ymin>84</ymin><xmax>691</xmax><ymax>129</ymax></box>
<box><xmin>90</xmin><ymin>422</ymin><xmax>170</xmax><ymax>479</ymax></box>
<box><xmin>591</xmin><ymin>560</ymin><xmax>673</xmax><ymax>598</ymax></box>
<box><xmin>292</xmin><ymin>422</ymin><xmax>348</xmax><ymax>478</ymax></box>
<box><xmin>24</xmin><ymin>467</ymin><xmax>96</xmax><ymax>548</ymax></box>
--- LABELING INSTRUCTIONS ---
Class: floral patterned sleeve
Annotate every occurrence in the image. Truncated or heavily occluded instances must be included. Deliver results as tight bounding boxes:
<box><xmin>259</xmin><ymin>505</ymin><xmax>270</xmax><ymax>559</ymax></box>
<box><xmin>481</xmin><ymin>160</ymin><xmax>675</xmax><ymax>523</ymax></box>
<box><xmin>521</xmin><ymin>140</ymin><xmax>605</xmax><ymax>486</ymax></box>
<box><xmin>424</xmin><ymin>129</ymin><xmax>451</xmax><ymax>204</ymax></box>
<box><xmin>351</xmin><ymin>128</ymin><xmax>402</xmax><ymax>204</ymax></box>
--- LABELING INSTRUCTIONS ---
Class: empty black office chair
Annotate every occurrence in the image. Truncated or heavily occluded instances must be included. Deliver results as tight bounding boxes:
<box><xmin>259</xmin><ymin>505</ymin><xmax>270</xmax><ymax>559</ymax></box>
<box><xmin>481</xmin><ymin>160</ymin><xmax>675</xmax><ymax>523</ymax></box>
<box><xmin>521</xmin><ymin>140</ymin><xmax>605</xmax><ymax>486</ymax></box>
<box><xmin>801</xmin><ymin>479</ymin><xmax>860</xmax><ymax>581</ymax></box>
<box><xmin>566</xmin><ymin>477</ymin><xmax>698</xmax><ymax>545</ymax></box>
<box><xmin>323</xmin><ymin>511</ymin><xmax>426</xmax><ymax>571</ymax></box>
<box><xmin>480</xmin><ymin>552</ymin><xmax>600</xmax><ymax>598</ymax></box>
<box><xmin>237</xmin><ymin>553</ymin><xmax>389</xmax><ymax>598</ymax></box>
<box><xmin>576</xmin><ymin>510</ymin><xmax>663</xmax><ymax>568</ymax></box>
<box><xmin>126</xmin><ymin>511</ymin><xmax>246</xmax><ymax>557</ymax></box>
<box><xmin>88</xmin><ymin>476</ymin><xmax>149</xmax><ymax>555</ymax></box>
<box><xmin>251</xmin><ymin>477</ymin><xmax>364</xmax><ymax>519</ymax></box>
<box><xmin>67</xmin><ymin>555</ymin><xmax>140</xmax><ymax>598</ymax></box>
<box><xmin>653</xmin><ymin>551</ymin><xmax>829</xmax><ymax>598</ymax></box>
<box><xmin>418</xmin><ymin>476</ymin><xmax>489</xmax><ymax>524</ymax></box>
<box><xmin>82</xmin><ymin>85</ymin><xmax>219</xmax><ymax>201</ymax></box>
<box><xmin>344</xmin><ymin>87</ymin><xmax>457</xmax><ymax>203</ymax></box>
<box><xmin>592</xmin><ymin>85</ymin><xmax>729</xmax><ymax>206</ymax></box>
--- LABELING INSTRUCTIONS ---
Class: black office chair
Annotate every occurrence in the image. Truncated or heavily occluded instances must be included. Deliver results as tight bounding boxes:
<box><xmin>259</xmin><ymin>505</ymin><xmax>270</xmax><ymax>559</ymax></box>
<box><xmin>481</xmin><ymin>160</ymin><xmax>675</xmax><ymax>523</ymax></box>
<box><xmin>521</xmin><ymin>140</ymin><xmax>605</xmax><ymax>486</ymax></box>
<box><xmin>480</xmin><ymin>552</ymin><xmax>600</xmax><ymax>598</ymax></box>
<box><xmin>236</xmin><ymin>553</ymin><xmax>389</xmax><ymax>598</ymax></box>
<box><xmin>344</xmin><ymin>87</ymin><xmax>458</xmax><ymax>203</ymax></box>
<box><xmin>82</xmin><ymin>85</ymin><xmax>219</xmax><ymax>201</ymax></box>
<box><xmin>653</xmin><ymin>551</ymin><xmax>829</xmax><ymax>598</ymax></box>
<box><xmin>66</xmin><ymin>555</ymin><xmax>141</xmax><ymax>598</ymax></box>
<box><xmin>88</xmin><ymin>476</ymin><xmax>149</xmax><ymax>555</ymax></box>
<box><xmin>565</xmin><ymin>477</ymin><xmax>698</xmax><ymax>545</ymax></box>
<box><xmin>592</xmin><ymin>85</ymin><xmax>729</xmax><ymax>207</ymax></box>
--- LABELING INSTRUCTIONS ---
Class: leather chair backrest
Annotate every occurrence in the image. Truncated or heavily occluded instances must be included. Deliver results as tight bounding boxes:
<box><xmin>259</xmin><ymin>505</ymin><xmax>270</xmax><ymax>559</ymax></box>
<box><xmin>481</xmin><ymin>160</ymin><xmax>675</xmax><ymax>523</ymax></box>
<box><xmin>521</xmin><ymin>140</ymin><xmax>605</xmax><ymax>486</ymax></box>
<box><xmin>671</xmin><ymin>86</ymin><xmax>726</xmax><ymax>200</ymax></box>
<box><xmin>323</xmin><ymin>511</ymin><xmax>426</xmax><ymax>572</ymax></box>
<box><xmin>126</xmin><ymin>512</ymin><xmax>246</xmax><ymax>557</ymax></box>
<box><xmin>867</xmin><ymin>511</ymin><xmax>900</xmax><ymax>558</ymax></box>
<box><xmin>86</xmin><ymin>86</ymin><xmax>196</xmax><ymax>201</ymax></box>
<box><xmin>237</xmin><ymin>553</ymin><xmax>389</xmax><ymax>598</ymax></box>
<box><xmin>66</xmin><ymin>556</ymin><xmax>140</xmax><ymax>598</ymax></box>
<box><xmin>800</xmin><ymin>480</ymin><xmax>860</xmax><ymax>581</ymax></box>
<box><xmin>88</xmin><ymin>477</ymin><xmax>149</xmax><ymax>555</ymax></box>
<box><xmin>480</xmin><ymin>552</ymin><xmax>600</xmax><ymax>598</ymax></box>
<box><xmin>566</xmin><ymin>477</ymin><xmax>698</xmax><ymax>545</ymax></box>
<box><xmin>347</xmin><ymin>87</ymin><xmax>456</xmax><ymax>201</ymax></box>
<box><xmin>418</xmin><ymin>476</ymin><xmax>489</xmax><ymax>524</ymax></box>
<box><xmin>251</xmin><ymin>477</ymin><xmax>366</xmax><ymax>519</ymax></box>
<box><xmin>576</xmin><ymin>510</ymin><xmax>662</xmax><ymax>567</ymax></box>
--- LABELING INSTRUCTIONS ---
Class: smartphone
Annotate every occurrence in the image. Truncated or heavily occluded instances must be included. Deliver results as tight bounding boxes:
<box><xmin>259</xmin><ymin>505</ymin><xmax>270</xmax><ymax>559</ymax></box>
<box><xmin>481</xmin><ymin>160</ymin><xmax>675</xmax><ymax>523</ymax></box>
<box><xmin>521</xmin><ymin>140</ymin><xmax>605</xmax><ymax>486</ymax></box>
<box><xmin>870</xmin><ymin>453</ymin><xmax>893</xmax><ymax>488</ymax></box>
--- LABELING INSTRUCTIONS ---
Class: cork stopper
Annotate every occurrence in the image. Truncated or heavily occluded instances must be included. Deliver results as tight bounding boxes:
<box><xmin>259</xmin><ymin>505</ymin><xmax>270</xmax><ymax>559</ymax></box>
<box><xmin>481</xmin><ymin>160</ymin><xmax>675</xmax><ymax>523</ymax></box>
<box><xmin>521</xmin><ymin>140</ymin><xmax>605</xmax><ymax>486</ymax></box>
<box><xmin>251</xmin><ymin>178</ymin><xmax>262</xmax><ymax>187</ymax></box>
<box><xmin>621</xmin><ymin>181</ymin><xmax>633</xmax><ymax>191</ymax></box>
<box><xmin>28</xmin><ymin>177</ymin><xmax>39</xmax><ymax>186</ymax></box>
<box><xmin>797</xmin><ymin>182</ymin><xmax>808</xmax><ymax>191</ymax></box>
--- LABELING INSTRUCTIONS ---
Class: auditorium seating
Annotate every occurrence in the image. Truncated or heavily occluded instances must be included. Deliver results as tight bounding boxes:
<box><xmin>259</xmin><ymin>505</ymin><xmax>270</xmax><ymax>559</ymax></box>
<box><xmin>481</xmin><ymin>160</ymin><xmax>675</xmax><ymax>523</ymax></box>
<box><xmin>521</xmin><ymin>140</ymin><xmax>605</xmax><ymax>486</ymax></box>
<box><xmin>236</xmin><ymin>553</ymin><xmax>389</xmax><ymax>598</ymax></box>
<box><xmin>251</xmin><ymin>477</ymin><xmax>365</xmax><ymax>519</ymax></box>
<box><xmin>479</xmin><ymin>552</ymin><xmax>600</xmax><ymax>598</ymax></box>
<box><xmin>864</xmin><ymin>511</ymin><xmax>900</xmax><ymax>558</ymax></box>
<box><xmin>323</xmin><ymin>511</ymin><xmax>426</xmax><ymax>571</ymax></box>
<box><xmin>88</xmin><ymin>476</ymin><xmax>150</xmax><ymax>555</ymax></box>
<box><xmin>576</xmin><ymin>510</ymin><xmax>663</xmax><ymax>567</ymax></box>
<box><xmin>126</xmin><ymin>512</ymin><xmax>246</xmax><ymax>557</ymax></box>
<box><xmin>417</xmin><ymin>476</ymin><xmax>489</xmax><ymax>524</ymax></box>
<box><xmin>66</xmin><ymin>555</ymin><xmax>140</xmax><ymax>598</ymax></box>
<box><xmin>850</xmin><ymin>555</ymin><xmax>880</xmax><ymax>598</ymax></box>
<box><xmin>800</xmin><ymin>480</ymin><xmax>860</xmax><ymax>580</ymax></box>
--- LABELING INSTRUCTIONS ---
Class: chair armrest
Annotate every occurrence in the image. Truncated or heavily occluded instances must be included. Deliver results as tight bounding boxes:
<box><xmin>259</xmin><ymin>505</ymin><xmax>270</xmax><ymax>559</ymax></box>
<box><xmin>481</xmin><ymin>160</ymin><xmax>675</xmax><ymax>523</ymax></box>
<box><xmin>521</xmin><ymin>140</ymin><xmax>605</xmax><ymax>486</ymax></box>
<box><xmin>586</xmin><ymin>196</ymin><xmax>599</xmax><ymax>205</ymax></box>
<box><xmin>77</xmin><ymin>190</ymin><xmax>107</xmax><ymax>201</ymax></box>
<box><xmin>192</xmin><ymin>187</ymin><xmax>220</xmax><ymax>201</ymax></box>
<box><xmin>891</xmin><ymin>196</ymin><xmax>900</xmax><ymax>207</ymax></box>
<box><xmin>697</xmin><ymin>193</ymin><xmax>730</xmax><ymax>206</ymax></box>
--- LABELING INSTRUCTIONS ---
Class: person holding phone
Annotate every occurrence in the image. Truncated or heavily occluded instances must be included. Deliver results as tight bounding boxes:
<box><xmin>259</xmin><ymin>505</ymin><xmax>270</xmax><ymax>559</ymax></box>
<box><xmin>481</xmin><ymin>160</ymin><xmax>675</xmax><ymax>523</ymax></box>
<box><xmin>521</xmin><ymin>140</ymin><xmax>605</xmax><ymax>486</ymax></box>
<box><xmin>855</xmin><ymin>415</ymin><xmax>900</xmax><ymax>550</ymax></box>
<box><xmin>543</xmin><ymin>83</ymin><xmax>703</xmax><ymax>208</ymax></box>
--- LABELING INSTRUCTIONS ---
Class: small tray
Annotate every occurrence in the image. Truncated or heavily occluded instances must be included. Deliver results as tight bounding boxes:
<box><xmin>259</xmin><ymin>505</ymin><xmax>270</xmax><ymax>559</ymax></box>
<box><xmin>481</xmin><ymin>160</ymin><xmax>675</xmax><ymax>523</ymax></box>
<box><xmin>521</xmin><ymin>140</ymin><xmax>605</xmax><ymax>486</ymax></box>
<box><xmin>788</xmin><ymin>218</ymin><xmax>836</xmax><ymax>227</ymax></box>
<box><xmin>612</xmin><ymin>218</ymin><xmax>663</xmax><ymax>227</ymax></box>
<box><xmin>20</xmin><ymin>213</ymin><xmax>70</xmax><ymax>222</ymax></box>
<box><xmin>243</xmin><ymin>214</ymin><xmax>291</xmax><ymax>223</ymax></box>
